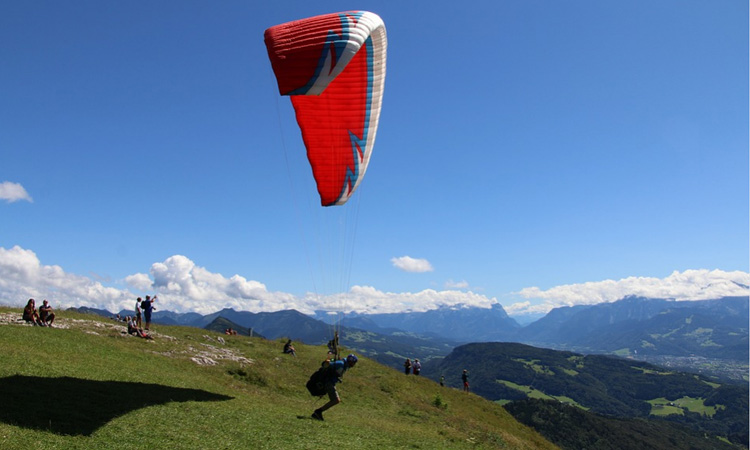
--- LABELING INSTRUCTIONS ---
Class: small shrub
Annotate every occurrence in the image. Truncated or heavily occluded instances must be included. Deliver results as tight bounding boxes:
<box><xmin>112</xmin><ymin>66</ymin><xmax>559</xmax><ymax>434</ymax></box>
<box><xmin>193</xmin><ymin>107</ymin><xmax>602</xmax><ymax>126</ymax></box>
<box><xmin>432</xmin><ymin>394</ymin><xmax>448</xmax><ymax>410</ymax></box>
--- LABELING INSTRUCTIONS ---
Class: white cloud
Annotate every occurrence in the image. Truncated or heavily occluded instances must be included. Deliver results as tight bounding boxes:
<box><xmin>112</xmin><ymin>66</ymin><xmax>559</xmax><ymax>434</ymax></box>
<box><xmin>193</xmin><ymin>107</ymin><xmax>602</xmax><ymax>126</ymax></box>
<box><xmin>0</xmin><ymin>246</ymin><xmax>500</xmax><ymax>316</ymax></box>
<box><xmin>124</xmin><ymin>273</ymin><xmax>152</xmax><ymax>291</ymax></box>
<box><xmin>124</xmin><ymin>255</ymin><xmax>305</xmax><ymax>315</ymax></box>
<box><xmin>444</xmin><ymin>279</ymin><xmax>469</xmax><ymax>289</ymax></box>
<box><xmin>504</xmin><ymin>301</ymin><xmax>532</xmax><ymax>315</ymax></box>
<box><xmin>0</xmin><ymin>181</ymin><xmax>33</xmax><ymax>203</ymax></box>
<box><xmin>391</xmin><ymin>256</ymin><xmax>433</xmax><ymax>273</ymax></box>
<box><xmin>507</xmin><ymin>269</ymin><xmax>750</xmax><ymax>315</ymax></box>
<box><xmin>127</xmin><ymin>255</ymin><xmax>497</xmax><ymax>315</ymax></box>
<box><xmin>1</xmin><ymin>246</ymin><xmax>746</xmax><ymax>320</ymax></box>
<box><xmin>0</xmin><ymin>245</ymin><xmax>132</xmax><ymax>312</ymax></box>
<box><xmin>0</xmin><ymin>247</ymin><xmax>304</xmax><ymax>315</ymax></box>
<box><xmin>305</xmin><ymin>285</ymin><xmax>497</xmax><ymax>315</ymax></box>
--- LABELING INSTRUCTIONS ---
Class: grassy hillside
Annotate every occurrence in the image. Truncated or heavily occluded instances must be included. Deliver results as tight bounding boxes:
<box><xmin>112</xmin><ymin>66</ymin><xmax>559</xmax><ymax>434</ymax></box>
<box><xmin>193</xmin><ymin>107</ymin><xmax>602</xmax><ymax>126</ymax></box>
<box><xmin>0</xmin><ymin>308</ymin><xmax>556</xmax><ymax>450</ymax></box>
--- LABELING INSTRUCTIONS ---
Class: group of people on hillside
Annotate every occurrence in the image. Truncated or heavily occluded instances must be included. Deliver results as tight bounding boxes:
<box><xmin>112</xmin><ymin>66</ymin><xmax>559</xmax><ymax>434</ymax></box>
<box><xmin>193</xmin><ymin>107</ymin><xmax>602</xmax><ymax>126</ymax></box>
<box><xmin>403</xmin><ymin>358</ymin><xmax>421</xmax><ymax>375</ymax></box>
<box><xmin>23</xmin><ymin>298</ymin><xmax>56</xmax><ymax>327</ymax></box>
<box><xmin>19</xmin><ymin>292</ymin><xmax>462</xmax><ymax>423</ymax></box>
<box><xmin>124</xmin><ymin>295</ymin><xmax>157</xmax><ymax>340</ymax></box>
<box><xmin>439</xmin><ymin>370</ymin><xmax>469</xmax><ymax>392</ymax></box>
<box><xmin>402</xmin><ymin>357</ymin><xmax>469</xmax><ymax>391</ymax></box>
<box><xmin>309</xmin><ymin>352</ymin><xmax>469</xmax><ymax>421</ymax></box>
<box><xmin>134</xmin><ymin>295</ymin><xmax>156</xmax><ymax>330</ymax></box>
<box><xmin>18</xmin><ymin>291</ymin><xmax>463</xmax><ymax>423</ymax></box>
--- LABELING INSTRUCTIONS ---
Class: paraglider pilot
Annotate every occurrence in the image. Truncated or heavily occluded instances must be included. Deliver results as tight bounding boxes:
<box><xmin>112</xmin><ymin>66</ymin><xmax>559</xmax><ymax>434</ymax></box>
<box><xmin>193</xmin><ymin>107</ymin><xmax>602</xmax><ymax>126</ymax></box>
<box><xmin>311</xmin><ymin>354</ymin><xmax>358</xmax><ymax>421</ymax></box>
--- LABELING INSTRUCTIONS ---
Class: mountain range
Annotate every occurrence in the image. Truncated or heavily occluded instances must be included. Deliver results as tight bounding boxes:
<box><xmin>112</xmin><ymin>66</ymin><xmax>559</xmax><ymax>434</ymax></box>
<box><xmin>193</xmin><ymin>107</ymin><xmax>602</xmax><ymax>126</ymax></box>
<box><xmin>65</xmin><ymin>295</ymin><xmax>748</xmax><ymax>448</ymax></box>
<box><xmin>73</xmin><ymin>295</ymin><xmax>748</xmax><ymax>377</ymax></box>
<box><xmin>515</xmin><ymin>296</ymin><xmax>748</xmax><ymax>358</ymax></box>
<box><xmin>337</xmin><ymin>302</ymin><xmax>520</xmax><ymax>342</ymax></box>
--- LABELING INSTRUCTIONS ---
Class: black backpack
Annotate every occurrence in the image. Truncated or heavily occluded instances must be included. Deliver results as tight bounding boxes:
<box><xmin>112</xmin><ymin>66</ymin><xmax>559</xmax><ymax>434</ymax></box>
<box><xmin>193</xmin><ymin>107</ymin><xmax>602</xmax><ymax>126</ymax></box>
<box><xmin>306</xmin><ymin>361</ymin><xmax>332</xmax><ymax>396</ymax></box>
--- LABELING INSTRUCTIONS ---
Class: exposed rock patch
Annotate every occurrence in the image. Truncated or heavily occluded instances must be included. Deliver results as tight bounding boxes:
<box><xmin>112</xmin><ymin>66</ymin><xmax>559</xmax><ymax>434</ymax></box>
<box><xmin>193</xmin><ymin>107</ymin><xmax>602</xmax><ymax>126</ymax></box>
<box><xmin>0</xmin><ymin>312</ymin><xmax>252</xmax><ymax>367</ymax></box>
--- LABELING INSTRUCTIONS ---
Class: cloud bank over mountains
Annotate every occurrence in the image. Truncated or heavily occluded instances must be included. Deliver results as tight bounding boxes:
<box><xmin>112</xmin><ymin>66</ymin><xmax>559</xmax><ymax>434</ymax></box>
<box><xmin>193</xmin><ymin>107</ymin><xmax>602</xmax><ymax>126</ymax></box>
<box><xmin>508</xmin><ymin>269</ymin><xmax>750</xmax><ymax>315</ymax></box>
<box><xmin>0</xmin><ymin>245</ymin><xmax>747</xmax><ymax>317</ymax></box>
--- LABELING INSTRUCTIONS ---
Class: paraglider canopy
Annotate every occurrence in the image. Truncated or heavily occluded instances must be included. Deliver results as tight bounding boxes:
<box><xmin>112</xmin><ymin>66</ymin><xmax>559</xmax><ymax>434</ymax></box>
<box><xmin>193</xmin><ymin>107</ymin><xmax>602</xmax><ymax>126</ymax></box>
<box><xmin>265</xmin><ymin>11</ymin><xmax>387</xmax><ymax>206</ymax></box>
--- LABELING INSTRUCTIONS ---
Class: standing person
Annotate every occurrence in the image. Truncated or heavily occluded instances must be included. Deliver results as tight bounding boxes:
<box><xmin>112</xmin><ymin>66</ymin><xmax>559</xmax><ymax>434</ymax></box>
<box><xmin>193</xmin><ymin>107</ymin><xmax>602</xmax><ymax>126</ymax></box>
<box><xmin>38</xmin><ymin>300</ymin><xmax>56</xmax><ymax>327</ymax></box>
<box><xmin>134</xmin><ymin>297</ymin><xmax>143</xmax><ymax>328</ymax></box>
<box><xmin>462</xmin><ymin>369</ymin><xmax>469</xmax><ymax>393</ymax></box>
<box><xmin>440</xmin><ymin>375</ymin><xmax>445</xmax><ymax>387</ymax></box>
<box><xmin>403</xmin><ymin>358</ymin><xmax>412</xmax><ymax>375</ymax></box>
<box><xmin>311</xmin><ymin>354</ymin><xmax>358</xmax><ymax>421</ymax></box>
<box><xmin>23</xmin><ymin>299</ymin><xmax>43</xmax><ymax>326</ymax></box>
<box><xmin>141</xmin><ymin>295</ymin><xmax>156</xmax><ymax>330</ymax></box>
<box><xmin>412</xmin><ymin>359</ymin><xmax>421</xmax><ymax>375</ymax></box>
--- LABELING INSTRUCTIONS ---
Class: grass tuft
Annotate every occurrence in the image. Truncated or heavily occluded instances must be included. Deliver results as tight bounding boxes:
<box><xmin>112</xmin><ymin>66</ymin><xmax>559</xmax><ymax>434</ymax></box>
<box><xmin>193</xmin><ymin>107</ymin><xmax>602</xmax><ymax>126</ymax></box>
<box><xmin>227</xmin><ymin>366</ymin><xmax>268</xmax><ymax>387</ymax></box>
<box><xmin>432</xmin><ymin>393</ymin><xmax>448</xmax><ymax>410</ymax></box>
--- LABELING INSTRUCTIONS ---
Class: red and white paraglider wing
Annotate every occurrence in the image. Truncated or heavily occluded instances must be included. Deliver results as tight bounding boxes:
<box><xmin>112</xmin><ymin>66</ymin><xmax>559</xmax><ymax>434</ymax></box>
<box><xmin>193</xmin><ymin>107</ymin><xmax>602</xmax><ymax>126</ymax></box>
<box><xmin>265</xmin><ymin>11</ymin><xmax>387</xmax><ymax>206</ymax></box>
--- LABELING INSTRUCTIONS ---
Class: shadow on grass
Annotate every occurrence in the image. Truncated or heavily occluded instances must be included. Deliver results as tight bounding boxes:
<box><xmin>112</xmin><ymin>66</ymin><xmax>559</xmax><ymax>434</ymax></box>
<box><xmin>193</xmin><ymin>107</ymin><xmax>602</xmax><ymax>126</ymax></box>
<box><xmin>0</xmin><ymin>375</ymin><xmax>234</xmax><ymax>436</ymax></box>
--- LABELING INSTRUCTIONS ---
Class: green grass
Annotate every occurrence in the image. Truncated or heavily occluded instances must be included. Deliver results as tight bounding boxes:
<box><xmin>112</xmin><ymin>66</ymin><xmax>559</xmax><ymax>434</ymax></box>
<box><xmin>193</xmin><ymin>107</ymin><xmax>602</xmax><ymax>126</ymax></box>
<box><xmin>511</xmin><ymin>358</ymin><xmax>553</xmax><ymax>375</ymax></box>
<box><xmin>649</xmin><ymin>403</ymin><xmax>685</xmax><ymax>416</ymax></box>
<box><xmin>0</xmin><ymin>308</ymin><xmax>557</xmax><ymax>449</ymax></box>
<box><xmin>703</xmin><ymin>380</ymin><xmax>721</xmax><ymax>389</ymax></box>
<box><xmin>647</xmin><ymin>396</ymin><xmax>723</xmax><ymax>417</ymax></box>
<box><xmin>495</xmin><ymin>380</ymin><xmax>588</xmax><ymax>410</ymax></box>
<box><xmin>632</xmin><ymin>367</ymin><xmax>673</xmax><ymax>376</ymax></box>
<box><xmin>565</xmin><ymin>355</ymin><xmax>585</xmax><ymax>369</ymax></box>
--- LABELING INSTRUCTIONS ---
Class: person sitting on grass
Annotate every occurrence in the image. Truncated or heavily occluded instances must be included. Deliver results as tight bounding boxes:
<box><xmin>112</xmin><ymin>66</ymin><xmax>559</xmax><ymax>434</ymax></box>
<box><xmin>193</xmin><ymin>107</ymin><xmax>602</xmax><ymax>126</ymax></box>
<box><xmin>38</xmin><ymin>299</ymin><xmax>56</xmax><ymax>327</ymax></box>
<box><xmin>127</xmin><ymin>316</ymin><xmax>138</xmax><ymax>334</ymax></box>
<box><xmin>311</xmin><ymin>354</ymin><xmax>358</xmax><ymax>421</ymax></box>
<box><xmin>127</xmin><ymin>316</ymin><xmax>153</xmax><ymax>340</ymax></box>
<box><xmin>23</xmin><ymin>298</ymin><xmax>43</xmax><ymax>326</ymax></box>
<box><xmin>283</xmin><ymin>339</ymin><xmax>296</xmax><ymax>357</ymax></box>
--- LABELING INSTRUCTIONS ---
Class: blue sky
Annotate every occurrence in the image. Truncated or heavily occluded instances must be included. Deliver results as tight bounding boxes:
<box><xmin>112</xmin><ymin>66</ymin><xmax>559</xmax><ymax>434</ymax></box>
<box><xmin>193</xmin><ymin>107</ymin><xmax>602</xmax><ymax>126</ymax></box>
<box><xmin>1</xmin><ymin>1</ymin><xmax>748</xmax><ymax>318</ymax></box>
